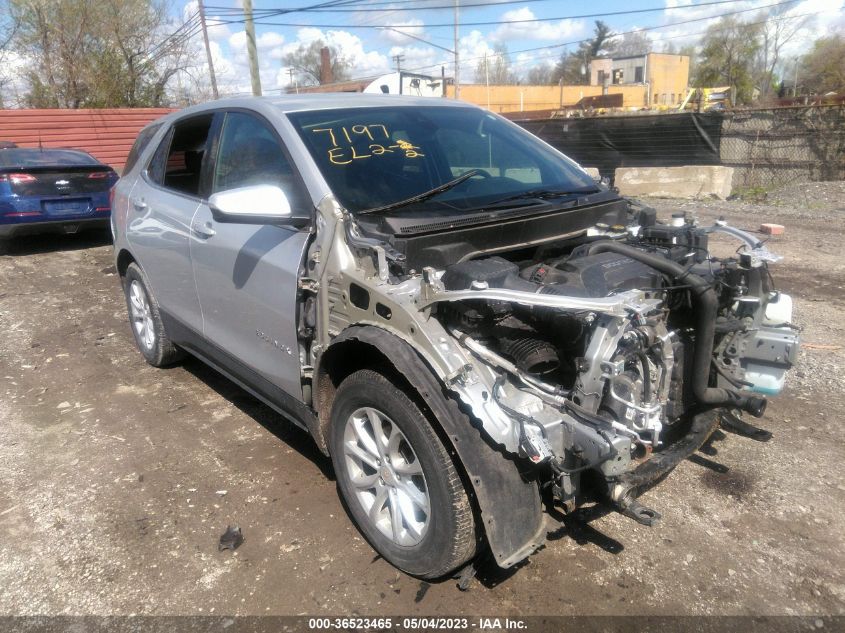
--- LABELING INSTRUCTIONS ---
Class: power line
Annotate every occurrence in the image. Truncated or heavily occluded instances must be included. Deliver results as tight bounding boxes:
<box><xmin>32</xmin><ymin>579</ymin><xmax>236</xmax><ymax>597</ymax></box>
<box><xmin>206</xmin><ymin>0</ymin><xmax>370</xmax><ymax>18</ymax></box>
<box><xmin>331</xmin><ymin>4</ymin><xmax>818</xmax><ymax>83</ymax></box>
<box><xmin>142</xmin><ymin>12</ymin><xmax>202</xmax><ymax>66</ymax></box>
<box><xmin>206</xmin><ymin>0</ymin><xmax>553</xmax><ymax>14</ymax></box>
<box><xmin>208</xmin><ymin>0</ymin><xmax>789</xmax><ymax>28</ymax></box>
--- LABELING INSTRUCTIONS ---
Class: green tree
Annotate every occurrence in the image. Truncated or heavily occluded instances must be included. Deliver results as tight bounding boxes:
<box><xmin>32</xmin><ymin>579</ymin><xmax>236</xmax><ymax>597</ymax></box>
<box><xmin>551</xmin><ymin>20</ymin><xmax>614</xmax><ymax>85</ymax></box>
<box><xmin>694</xmin><ymin>15</ymin><xmax>762</xmax><ymax>105</ymax></box>
<box><xmin>283</xmin><ymin>40</ymin><xmax>350</xmax><ymax>86</ymax></box>
<box><xmin>800</xmin><ymin>34</ymin><xmax>845</xmax><ymax>94</ymax></box>
<box><xmin>10</xmin><ymin>0</ymin><xmax>193</xmax><ymax>108</ymax></box>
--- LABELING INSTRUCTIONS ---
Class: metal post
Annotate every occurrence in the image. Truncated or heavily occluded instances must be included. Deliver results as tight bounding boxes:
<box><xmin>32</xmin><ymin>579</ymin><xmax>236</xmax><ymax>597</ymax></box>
<box><xmin>243</xmin><ymin>0</ymin><xmax>262</xmax><ymax>96</ymax></box>
<box><xmin>484</xmin><ymin>53</ymin><xmax>489</xmax><ymax>109</ymax></box>
<box><xmin>197</xmin><ymin>0</ymin><xmax>219</xmax><ymax>99</ymax></box>
<box><xmin>453</xmin><ymin>0</ymin><xmax>460</xmax><ymax>99</ymax></box>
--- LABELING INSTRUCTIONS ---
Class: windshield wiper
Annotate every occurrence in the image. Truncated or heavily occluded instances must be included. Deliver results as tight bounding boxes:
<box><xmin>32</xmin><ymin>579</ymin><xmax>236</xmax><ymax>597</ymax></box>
<box><xmin>357</xmin><ymin>169</ymin><xmax>482</xmax><ymax>215</ymax></box>
<box><xmin>491</xmin><ymin>186</ymin><xmax>601</xmax><ymax>206</ymax></box>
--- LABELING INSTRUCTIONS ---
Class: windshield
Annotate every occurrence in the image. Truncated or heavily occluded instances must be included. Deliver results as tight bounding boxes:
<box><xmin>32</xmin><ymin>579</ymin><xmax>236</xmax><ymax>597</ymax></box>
<box><xmin>287</xmin><ymin>106</ymin><xmax>595</xmax><ymax>214</ymax></box>
<box><xmin>0</xmin><ymin>148</ymin><xmax>99</xmax><ymax>169</ymax></box>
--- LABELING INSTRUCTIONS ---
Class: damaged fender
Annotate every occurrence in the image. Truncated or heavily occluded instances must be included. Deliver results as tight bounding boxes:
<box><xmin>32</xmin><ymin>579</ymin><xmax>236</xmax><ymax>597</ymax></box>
<box><xmin>315</xmin><ymin>325</ymin><xmax>546</xmax><ymax>569</ymax></box>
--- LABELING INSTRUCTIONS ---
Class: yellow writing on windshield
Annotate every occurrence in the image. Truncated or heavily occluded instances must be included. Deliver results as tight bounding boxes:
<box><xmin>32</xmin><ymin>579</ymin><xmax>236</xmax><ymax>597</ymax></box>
<box><xmin>312</xmin><ymin>125</ymin><xmax>425</xmax><ymax>165</ymax></box>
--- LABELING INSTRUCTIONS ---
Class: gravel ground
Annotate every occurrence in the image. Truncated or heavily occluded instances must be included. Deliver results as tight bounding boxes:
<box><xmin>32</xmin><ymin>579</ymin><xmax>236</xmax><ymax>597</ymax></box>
<box><xmin>0</xmin><ymin>182</ymin><xmax>843</xmax><ymax>618</ymax></box>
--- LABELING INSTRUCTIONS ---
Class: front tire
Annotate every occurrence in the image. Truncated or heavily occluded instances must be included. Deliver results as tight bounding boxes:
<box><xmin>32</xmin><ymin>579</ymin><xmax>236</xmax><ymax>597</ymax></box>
<box><xmin>329</xmin><ymin>369</ymin><xmax>476</xmax><ymax>578</ymax></box>
<box><xmin>122</xmin><ymin>262</ymin><xmax>184</xmax><ymax>367</ymax></box>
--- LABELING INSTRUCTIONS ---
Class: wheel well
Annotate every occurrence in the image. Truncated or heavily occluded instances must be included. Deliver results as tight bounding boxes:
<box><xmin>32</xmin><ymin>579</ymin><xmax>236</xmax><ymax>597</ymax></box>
<box><xmin>315</xmin><ymin>327</ymin><xmax>546</xmax><ymax>567</ymax></box>
<box><xmin>315</xmin><ymin>336</ymin><xmax>464</xmax><ymax>462</ymax></box>
<box><xmin>315</xmin><ymin>334</ymin><xmax>485</xmax><ymax>544</ymax></box>
<box><xmin>116</xmin><ymin>249</ymin><xmax>136</xmax><ymax>279</ymax></box>
<box><xmin>314</xmin><ymin>339</ymin><xmax>397</xmax><ymax>454</ymax></box>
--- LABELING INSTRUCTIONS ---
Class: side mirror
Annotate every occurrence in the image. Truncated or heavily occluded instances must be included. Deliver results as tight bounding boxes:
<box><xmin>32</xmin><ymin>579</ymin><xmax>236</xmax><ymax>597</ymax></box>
<box><xmin>208</xmin><ymin>184</ymin><xmax>297</xmax><ymax>224</ymax></box>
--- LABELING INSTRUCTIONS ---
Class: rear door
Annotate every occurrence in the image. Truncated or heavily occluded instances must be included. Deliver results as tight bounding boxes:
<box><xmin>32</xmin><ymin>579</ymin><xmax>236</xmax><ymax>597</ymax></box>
<box><xmin>126</xmin><ymin>112</ymin><xmax>217</xmax><ymax>330</ymax></box>
<box><xmin>189</xmin><ymin>109</ymin><xmax>312</xmax><ymax>401</ymax></box>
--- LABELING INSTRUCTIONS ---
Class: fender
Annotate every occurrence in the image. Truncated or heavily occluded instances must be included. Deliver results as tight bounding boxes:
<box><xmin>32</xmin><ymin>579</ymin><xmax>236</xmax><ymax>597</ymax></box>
<box><xmin>316</xmin><ymin>325</ymin><xmax>546</xmax><ymax>569</ymax></box>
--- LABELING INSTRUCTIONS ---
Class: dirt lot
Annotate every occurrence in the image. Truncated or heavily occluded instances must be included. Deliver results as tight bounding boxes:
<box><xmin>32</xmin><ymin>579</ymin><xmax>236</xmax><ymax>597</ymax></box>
<box><xmin>0</xmin><ymin>183</ymin><xmax>843</xmax><ymax>618</ymax></box>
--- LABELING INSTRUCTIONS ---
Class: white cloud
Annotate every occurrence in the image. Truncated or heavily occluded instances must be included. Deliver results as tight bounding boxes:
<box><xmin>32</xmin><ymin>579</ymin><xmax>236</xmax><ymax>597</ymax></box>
<box><xmin>490</xmin><ymin>8</ymin><xmax>584</xmax><ymax>42</ymax></box>
<box><xmin>379</xmin><ymin>20</ymin><xmax>427</xmax><ymax>44</ymax></box>
<box><xmin>277</xmin><ymin>28</ymin><xmax>391</xmax><ymax>86</ymax></box>
<box><xmin>651</xmin><ymin>0</ymin><xmax>844</xmax><ymax>58</ymax></box>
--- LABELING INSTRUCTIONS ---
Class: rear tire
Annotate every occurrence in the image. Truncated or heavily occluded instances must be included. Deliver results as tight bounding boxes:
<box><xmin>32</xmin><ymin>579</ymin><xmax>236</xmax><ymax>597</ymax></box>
<box><xmin>122</xmin><ymin>262</ymin><xmax>184</xmax><ymax>367</ymax></box>
<box><xmin>329</xmin><ymin>369</ymin><xmax>476</xmax><ymax>579</ymax></box>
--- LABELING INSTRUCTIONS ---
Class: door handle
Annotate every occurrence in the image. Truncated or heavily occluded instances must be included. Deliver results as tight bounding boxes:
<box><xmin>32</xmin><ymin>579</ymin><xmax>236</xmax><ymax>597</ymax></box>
<box><xmin>192</xmin><ymin>220</ymin><xmax>216</xmax><ymax>238</ymax></box>
<box><xmin>132</xmin><ymin>200</ymin><xmax>148</xmax><ymax>212</ymax></box>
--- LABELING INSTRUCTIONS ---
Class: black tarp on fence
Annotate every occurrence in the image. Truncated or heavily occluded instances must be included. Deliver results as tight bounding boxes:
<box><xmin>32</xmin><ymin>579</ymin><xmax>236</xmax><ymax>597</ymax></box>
<box><xmin>517</xmin><ymin>112</ymin><xmax>724</xmax><ymax>180</ymax></box>
<box><xmin>515</xmin><ymin>107</ymin><xmax>845</xmax><ymax>189</ymax></box>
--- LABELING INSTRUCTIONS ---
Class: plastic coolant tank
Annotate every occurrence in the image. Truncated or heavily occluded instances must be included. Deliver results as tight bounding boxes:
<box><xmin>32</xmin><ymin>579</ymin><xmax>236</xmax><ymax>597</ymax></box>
<box><xmin>745</xmin><ymin>293</ymin><xmax>795</xmax><ymax>395</ymax></box>
<box><xmin>763</xmin><ymin>293</ymin><xmax>793</xmax><ymax>326</ymax></box>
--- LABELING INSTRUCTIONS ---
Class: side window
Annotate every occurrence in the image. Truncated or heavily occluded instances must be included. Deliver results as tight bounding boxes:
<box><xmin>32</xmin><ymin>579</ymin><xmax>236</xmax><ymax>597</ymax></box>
<box><xmin>124</xmin><ymin>122</ymin><xmax>162</xmax><ymax>175</ymax></box>
<box><xmin>147</xmin><ymin>114</ymin><xmax>215</xmax><ymax>197</ymax></box>
<box><xmin>212</xmin><ymin>112</ymin><xmax>309</xmax><ymax>209</ymax></box>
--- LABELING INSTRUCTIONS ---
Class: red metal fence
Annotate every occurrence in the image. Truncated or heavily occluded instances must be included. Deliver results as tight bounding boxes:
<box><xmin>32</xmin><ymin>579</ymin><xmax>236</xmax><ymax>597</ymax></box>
<box><xmin>0</xmin><ymin>108</ymin><xmax>174</xmax><ymax>173</ymax></box>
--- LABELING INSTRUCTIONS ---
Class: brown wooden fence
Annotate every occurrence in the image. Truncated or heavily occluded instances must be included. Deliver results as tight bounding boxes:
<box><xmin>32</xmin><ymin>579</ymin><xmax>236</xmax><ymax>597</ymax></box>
<box><xmin>0</xmin><ymin>108</ymin><xmax>174</xmax><ymax>173</ymax></box>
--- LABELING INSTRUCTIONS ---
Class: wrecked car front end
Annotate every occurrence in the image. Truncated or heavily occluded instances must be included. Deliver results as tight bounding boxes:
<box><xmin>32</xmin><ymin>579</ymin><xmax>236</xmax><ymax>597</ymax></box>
<box><xmin>289</xmin><ymin>102</ymin><xmax>800</xmax><ymax>571</ymax></box>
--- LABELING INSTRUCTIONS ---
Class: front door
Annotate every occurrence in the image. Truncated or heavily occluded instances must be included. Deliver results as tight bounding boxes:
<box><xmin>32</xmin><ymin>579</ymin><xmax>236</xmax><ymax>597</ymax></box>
<box><xmin>190</xmin><ymin>110</ymin><xmax>312</xmax><ymax>401</ymax></box>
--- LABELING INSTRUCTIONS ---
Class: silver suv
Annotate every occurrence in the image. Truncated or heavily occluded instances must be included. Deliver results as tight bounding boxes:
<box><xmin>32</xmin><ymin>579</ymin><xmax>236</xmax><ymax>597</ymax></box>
<box><xmin>113</xmin><ymin>96</ymin><xmax>799</xmax><ymax>579</ymax></box>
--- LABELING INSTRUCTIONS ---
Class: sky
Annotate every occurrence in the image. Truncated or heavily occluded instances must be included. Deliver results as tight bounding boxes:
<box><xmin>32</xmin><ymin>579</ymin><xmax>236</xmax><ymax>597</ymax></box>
<box><xmin>186</xmin><ymin>0</ymin><xmax>845</xmax><ymax>97</ymax></box>
<box><xmin>1</xmin><ymin>0</ymin><xmax>843</xmax><ymax>103</ymax></box>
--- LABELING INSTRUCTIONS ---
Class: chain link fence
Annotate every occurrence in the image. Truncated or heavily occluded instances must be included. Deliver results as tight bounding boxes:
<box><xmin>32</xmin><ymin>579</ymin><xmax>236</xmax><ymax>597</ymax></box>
<box><xmin>719</xmin><ymin>106</ymin><xmax>845</xmax><ymax>191</ymax></box>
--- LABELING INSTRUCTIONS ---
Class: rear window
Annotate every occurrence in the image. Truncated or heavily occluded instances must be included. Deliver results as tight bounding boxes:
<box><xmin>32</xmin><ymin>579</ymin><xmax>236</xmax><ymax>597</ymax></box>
<box><xmin>0</xmin><ymin>149</ymin><xmax>100</xmax><ymax>169</ymax></box>
<box><xmin>147</xmin><ymin>114</ymin><xmax>215</xmax><ymax>197</ymax></box>
<box><xmin>124</xmin><ymin>123</ymin><xmax>163</xmax><ymax>175</ymax></box>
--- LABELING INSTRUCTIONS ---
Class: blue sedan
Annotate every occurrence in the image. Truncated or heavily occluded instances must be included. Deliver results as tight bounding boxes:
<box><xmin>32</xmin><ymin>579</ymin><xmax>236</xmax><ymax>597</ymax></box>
<box><xmin>0</xmin><ymin>147</ymin><xmax>118</xmax><ymax>244</ymax></box>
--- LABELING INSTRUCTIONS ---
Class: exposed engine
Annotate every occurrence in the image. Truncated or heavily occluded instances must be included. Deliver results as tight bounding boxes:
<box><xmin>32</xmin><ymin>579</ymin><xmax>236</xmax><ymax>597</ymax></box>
<box><xmin>432</xmin><ymin>211</ymin><xmax>800</xmax><ymax>521</ymax></box>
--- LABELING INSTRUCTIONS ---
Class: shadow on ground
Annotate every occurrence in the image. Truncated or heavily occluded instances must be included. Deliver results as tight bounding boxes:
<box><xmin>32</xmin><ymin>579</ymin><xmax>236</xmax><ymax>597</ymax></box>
<box><xmin>1</xmin><ymin>229</ymin><xmax>111</xmax><ymax>256</ymax></box>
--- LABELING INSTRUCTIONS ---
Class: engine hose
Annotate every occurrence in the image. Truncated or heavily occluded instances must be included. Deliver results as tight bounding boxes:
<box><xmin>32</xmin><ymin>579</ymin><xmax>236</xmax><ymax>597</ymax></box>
<box><xmin>637</xmin><ymin>350</ymin><xmax>652</xmax><ymax>402</ymax></box>
<box><xmin>586</xmin><ymin>240</ymin><xmax>767</xmax><ymax>418</ymax></box>
<box><xmin>614</xmin><ymin>409</ymin><xmax>720</xmax><ymax>494</ymax></box>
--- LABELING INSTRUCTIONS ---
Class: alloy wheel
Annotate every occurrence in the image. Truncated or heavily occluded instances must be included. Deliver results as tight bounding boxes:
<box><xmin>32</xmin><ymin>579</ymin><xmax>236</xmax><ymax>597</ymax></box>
<box><xmin>128</xmin><ymin>280</ymin><xmax>156</xmax><ymax>351</ymax></box>
<box><xmin>342</xmin><ymin>406</ymin><xmax>431</xmax><ymax>546</ymax></box>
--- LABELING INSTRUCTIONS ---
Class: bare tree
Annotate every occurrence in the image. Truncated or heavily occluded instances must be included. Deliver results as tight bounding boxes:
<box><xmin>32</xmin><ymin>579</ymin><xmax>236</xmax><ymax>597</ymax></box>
<box><xmin>9</xmin><ymin>0</ymin><xmax>195</xmax><ymax>108</ymax></box>
<box><xmin>0</xmin><ymin>0</ymin><xmax>19</xmax><ymax>106</ymax></box>
<box><xmin>607</xmin><ymin>31</ymin><xmax>652</xmax><ymax>57</ymax></box>
<box><xmin>526</xmin><ymin>64</ymin><xmax>553</xmax><ymax>85</ymax></box>
<box><xmin>475</xmin><ymin>44</ymin><xmax>517</xmax><ymax>85</ymax></box>
<box><xmin>754</xmin><ymin>9</ymin><xmax>810</xmax><ymax>97</ymax></box>
<box><xmin>283</xmin><ymin>40</ymin><xmax>350</xmax><ymax>86</ymax></box>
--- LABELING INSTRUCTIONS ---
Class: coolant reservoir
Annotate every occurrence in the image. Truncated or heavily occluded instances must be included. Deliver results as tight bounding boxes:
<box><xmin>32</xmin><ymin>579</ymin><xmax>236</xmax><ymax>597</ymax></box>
<box><xmin>743</xmin><ymin>293</ymin><xmax>798</xmax><ymax>395</ymax></box>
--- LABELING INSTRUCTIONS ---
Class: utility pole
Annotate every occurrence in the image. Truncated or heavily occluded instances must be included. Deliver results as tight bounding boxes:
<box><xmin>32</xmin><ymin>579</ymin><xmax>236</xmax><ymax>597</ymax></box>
<box><xmin>243</xmin><ymin>0</ymin><xmax>262</xmax><ymax>96</ymax></box>
<box><xmin>197</xmin><ymin>0</ymin><xmax>219</xmax><ymax>99</ymax></box>
<box><xmin>453</xmin><ymin>0</ymin><xmax>460</xmax><ymax>99</ymax></box>
<box><xmin>392</xmin><ymin>54</ymin><xmax>405</xmax><ymax>72</ymax></box>
<box><xmin>484</xmin><ymin>53</ymin><xmax>489</xmax><ymax>109</ymax></box>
